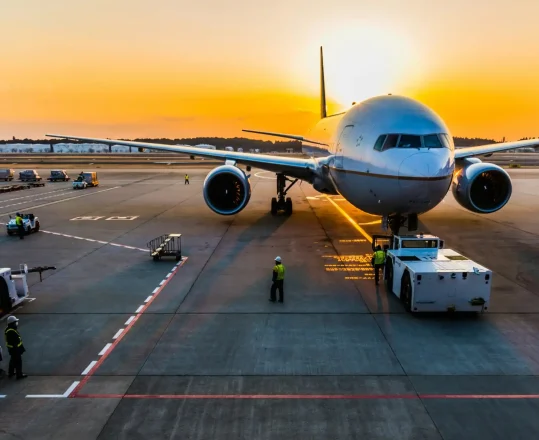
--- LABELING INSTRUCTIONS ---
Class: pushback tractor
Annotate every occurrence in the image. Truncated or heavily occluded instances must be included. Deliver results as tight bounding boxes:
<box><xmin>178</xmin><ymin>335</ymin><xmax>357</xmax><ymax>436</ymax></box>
<box><xmin>373</xmin><ymin>234</ymin><xmax>492</xmax><ymax>313</ymax></box>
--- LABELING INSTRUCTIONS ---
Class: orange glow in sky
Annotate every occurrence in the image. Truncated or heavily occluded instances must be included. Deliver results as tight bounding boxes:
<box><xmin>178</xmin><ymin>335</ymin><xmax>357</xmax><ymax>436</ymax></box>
<box><xmin>1</xmin><ymin>0</ymin><xmax>538</xmax><ymax>140</ymax></box>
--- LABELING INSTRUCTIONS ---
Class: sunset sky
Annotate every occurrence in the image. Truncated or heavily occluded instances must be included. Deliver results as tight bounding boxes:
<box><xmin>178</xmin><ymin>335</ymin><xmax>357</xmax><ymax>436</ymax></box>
<box><xmin>1</xmin><ymin>0</ymin><xmax>538</xmax><ymax>140</ymax></box>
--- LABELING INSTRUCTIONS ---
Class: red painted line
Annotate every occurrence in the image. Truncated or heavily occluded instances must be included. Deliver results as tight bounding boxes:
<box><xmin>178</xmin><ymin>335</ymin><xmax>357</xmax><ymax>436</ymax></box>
<box><xmin>73</xmin><ymin>393</ymin><xmax>539</xmax><ymax>400</ymax></box>
<box><xmin>69</xmin><ymin>257</ymin><xmax>188</xmax><ymax>398</ymax></box>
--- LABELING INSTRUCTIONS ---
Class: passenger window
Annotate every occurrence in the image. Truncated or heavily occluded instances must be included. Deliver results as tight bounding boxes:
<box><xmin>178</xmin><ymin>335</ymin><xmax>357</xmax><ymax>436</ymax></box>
<box><xmin>382</xmin><ymin>134</ymin><xmax>399</xmax><ymax>151</ymax></box>
<box><xmin>373</xmin><ymin>135</ymin><xmax>387</xmax><ymax>151</ymax></box>
<box><xmin>423</xmin><ymin>134</ymin><xmax>443</xmax><ymax>148</ymax></box>
<box><xmin>398</xmin><ymin>134</ymin><xmax>421</xmax><ymax>148</ymax></box>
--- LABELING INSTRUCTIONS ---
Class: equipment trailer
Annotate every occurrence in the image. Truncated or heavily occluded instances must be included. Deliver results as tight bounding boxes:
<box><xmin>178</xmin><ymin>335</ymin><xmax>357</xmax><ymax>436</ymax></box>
<box><xmin>373</xmin><ymin>234</ymin><xmax>491</xmax><ymax>313</ymax></box>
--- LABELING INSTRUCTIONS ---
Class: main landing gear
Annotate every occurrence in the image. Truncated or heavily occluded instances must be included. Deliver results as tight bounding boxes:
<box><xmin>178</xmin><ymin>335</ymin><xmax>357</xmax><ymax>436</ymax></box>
<box><xmin>384</xmin><ymin>213</ymin><xmax>418</xmax><ymax>236</ymax></box>
<box><xmin>271</xmin><ymin>173</ymin><xmax>298</xmax><ymax>216</ymax></box>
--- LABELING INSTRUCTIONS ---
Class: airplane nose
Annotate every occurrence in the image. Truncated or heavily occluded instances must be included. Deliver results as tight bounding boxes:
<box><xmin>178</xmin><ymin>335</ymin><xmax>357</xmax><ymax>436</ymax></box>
<box><xmin>398</xmin><ymin>151</ymin><xmax>450</xmax><ymax>179</ymax></box>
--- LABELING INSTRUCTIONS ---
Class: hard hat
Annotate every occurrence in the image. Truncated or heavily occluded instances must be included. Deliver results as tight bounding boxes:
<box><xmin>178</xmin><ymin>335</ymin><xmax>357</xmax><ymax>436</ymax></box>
<box><xmin>275</xmin><ymin>256</ymin><xmax>281</xmax><ymax>262</ymax></box>
<box><xmin>7</xmin><ymin>316</ymin><xmax>19</xmax><ymax>324</ymax></box>
<box><xmin>16</xmin><ymin>212</ymin><xmax>20</xmax><ymax>216</ymax></box>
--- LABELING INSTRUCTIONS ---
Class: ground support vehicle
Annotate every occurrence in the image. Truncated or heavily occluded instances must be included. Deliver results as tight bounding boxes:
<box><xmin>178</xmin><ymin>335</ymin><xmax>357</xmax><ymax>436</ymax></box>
<box><xmin>6</xmin><ymin>214</ymin><xmax>40</xmax><ymax>236</ymax></box>
<box><xmin>19</xmin><ymin>170</ymin><xmax>42</xmax><ymax>182</ymax></box>
<box><xmin>0</xmin><ymin>265</ymin><xmax>55</xmax><ymax>315</ymax></box>
<box><xmin>373</xmin><ymin>234</ymin><xmax>492</xmax><ymax>313</ymax></box>
<box><xmin>73</xmin><ymin>172</ymin><xmax>99</xmax><ymax>189</ymax></box>
<box><xmin>48</xmin><ymin>170</ymin><xmax>70</xmax><ymax>181</ymax></box>
<box><xmin>0</xmin><ymin>169</ymin><xmax>15</xmax><ymax>181</ymax></box>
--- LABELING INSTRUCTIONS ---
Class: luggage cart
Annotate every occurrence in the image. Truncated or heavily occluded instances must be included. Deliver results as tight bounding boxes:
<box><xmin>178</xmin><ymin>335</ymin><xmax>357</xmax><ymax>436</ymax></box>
<box><xmin>147</xmin><ymin>234</ymin><xmax>182</xmax><ymax>261</ymax></box>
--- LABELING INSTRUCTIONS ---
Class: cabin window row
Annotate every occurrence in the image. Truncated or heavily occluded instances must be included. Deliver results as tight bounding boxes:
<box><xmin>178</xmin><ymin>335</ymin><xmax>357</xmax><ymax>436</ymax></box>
<box><xmin>373</xmin><ymin>133</ymin><xmax>453</xmax><ymax>151</ymax></box>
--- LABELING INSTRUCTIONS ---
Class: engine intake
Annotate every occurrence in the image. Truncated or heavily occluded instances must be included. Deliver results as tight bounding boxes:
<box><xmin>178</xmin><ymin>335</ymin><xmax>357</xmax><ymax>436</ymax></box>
<box><xmin>451</xmin><ymin>161</ymin><xmax>512</xmax><ymax>213</ymax></box>
<box><xmin>203</xmin><ymin>165</ymin><xmax>251</xmax><ymax>215</ymax></box>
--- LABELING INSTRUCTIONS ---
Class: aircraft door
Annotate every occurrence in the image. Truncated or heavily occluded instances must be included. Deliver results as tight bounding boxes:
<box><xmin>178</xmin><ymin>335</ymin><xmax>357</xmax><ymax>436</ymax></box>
<box><xmin>334</xmin><ymin>125</ymin><xmax>354</xmax><ymax>169</ymax></box>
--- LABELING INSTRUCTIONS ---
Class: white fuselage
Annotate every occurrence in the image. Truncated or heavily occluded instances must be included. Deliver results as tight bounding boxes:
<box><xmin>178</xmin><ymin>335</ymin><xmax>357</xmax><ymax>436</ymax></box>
<box><xmin>303</xmin><ymin>95</ymin><xmax>455</xmax><ymax>216</ymax></box>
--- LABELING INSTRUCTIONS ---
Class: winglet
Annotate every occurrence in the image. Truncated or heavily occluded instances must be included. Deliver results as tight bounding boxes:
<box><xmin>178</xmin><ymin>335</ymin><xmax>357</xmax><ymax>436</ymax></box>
<box><xmin>320</xmin><ymin>46</ymin><xmax>327</xmax><ymax>119</ymax></box>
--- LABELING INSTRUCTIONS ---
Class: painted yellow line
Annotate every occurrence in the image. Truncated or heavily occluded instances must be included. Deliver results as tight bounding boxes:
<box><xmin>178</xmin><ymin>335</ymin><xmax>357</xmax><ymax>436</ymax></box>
<box><xmin>325</xmin><ymin>196</ymin><xmax>373</xmax><ymax>243</ymax></box>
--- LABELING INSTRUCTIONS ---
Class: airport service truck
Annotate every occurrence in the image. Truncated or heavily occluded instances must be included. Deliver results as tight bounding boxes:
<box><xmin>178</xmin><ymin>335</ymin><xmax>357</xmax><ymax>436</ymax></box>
<box><xmin>373</xmin><ymin>234</ymin><xmax>491</xmax><ymax>313</ymax></box>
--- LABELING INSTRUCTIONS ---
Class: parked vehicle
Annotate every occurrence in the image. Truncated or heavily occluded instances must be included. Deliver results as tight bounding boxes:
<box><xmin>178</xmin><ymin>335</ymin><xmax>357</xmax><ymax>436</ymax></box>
<box><xmin>19</xmin><ymin>170</ymin><xmax>42</xmax><ymax>182</ymax></box>
<box><xmin>0</xmin><ymin>169</ymin><xmax>15</xmax><ymax>181</ymax></box>
<box><xmin>73</xmin><ymin>172</ymin><xmax>99</xmax><ymax>189</ymax></box>
<box><xmin>48</xmin><ymin>170</ymin><xmax>70</xmax><ymax>181</ymax></box>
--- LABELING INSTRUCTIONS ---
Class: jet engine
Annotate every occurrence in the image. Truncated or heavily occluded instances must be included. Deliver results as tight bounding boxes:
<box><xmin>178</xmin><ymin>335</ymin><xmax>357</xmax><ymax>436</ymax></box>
<box><xmin>202</xmin><ymin>165</ymin><xmax>251</xmax><ymax>215</ymax></box>
<box><xmin>451</xmin><ymin>160</ymin><xmax>512</xmax><ymax>213</ymax></box>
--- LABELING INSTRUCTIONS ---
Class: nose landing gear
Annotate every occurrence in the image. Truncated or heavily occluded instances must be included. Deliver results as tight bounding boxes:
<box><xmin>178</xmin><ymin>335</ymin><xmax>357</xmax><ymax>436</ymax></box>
<box><xmin>383</xmin><ymin>213</ymin><xmax>418</xmax><ymax>236</ymax></box>
<box><xmin>271</xmin><ymin>173</ymin><xmax>298</xmax><ymax>216</ymax></box>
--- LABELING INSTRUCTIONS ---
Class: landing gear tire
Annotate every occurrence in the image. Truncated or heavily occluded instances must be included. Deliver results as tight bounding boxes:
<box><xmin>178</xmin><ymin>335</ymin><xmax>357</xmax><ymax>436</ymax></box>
<box><xmin>271</xmin><ymin>197</ymin><xmax>278</xmax><ymax>215</ymax></box>
<box><xmin>400</xmin><ymin>271</ymin><xmax>412</xmax><ymax>312</ymax></box>
<box><xmin>285</xmin><ymin>197</ymin><xmax>292</xmax><ymax>215</ymax></box>
<box><xmin>0</xmin><ymin>278</ymin><xmax>12</xmax><ymax>315</ymax></box>
<box><xmin>34</xmin><ymin>221</ymin><xmax>40</xmax><ymax>232</ymax></box>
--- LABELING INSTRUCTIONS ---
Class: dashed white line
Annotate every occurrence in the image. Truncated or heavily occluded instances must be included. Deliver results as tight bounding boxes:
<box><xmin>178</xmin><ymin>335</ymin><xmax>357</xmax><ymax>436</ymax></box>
<box><xmin>26</xmin><ymin>394</ymin><xmax>64</xmax><ymax>398</ymax></box>
<box><xmin>98</xmin><ymin>343</ymin><xmax>112</xmax><ymax>356</ymax></box>
<box><xmin>112</xmin><ymin>328</ymin><xmax>124</xmax><ymax>340</ymax></box>
<box><xmin>159</xmin><ymin>280</ymin><xmax>166</xmax><ymax>286</ymax></box>
<box><xmin>152</xmin><ymin>287</ymin><xmax>159</xmax><ymax>294</ymax></box>
<box><xmin>144</xmin><ymin>295</ymin><xmax>153</xmax><ymax>303</ymax></box>
<box><xmin>166</xmin><ymin>272</ymin><xmax>172</xmax><ymax>278</ymax></box>
<box><xmin>125</xmin><ymin>316</ymin><xmax>135</xmax><ymax>326</ymax></box>
<box><xmin>110</xmin><ymin>243</ymin><xmax>122</xmax><ymax>247</ymax></box>
<box><xmin>135</xmin><ymin>305</ymin><xmax>144</xmax><ymax>313</ymax></box>
<box><xmin>1</xmin><ymin>186</ymin><xmax>121</xmax><ymax>216</ymax></box>
<box><xmin>0</xmin><ymin>188</ymin><xmax>69</xmax><ymax>203</ymax></box>
<box><xmin>63</xmin><ymin>381</ymin><xmax>80</xmax><ymax>397</ymax></box>
<box><xmin>81</xmin><ymin>360</ymin><xmax>97</xmax><ymax>375</ymax></box>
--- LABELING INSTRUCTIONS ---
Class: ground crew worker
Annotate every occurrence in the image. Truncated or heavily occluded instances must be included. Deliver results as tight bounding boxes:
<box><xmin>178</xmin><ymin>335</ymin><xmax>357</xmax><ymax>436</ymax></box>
<box><xmin>4</xmin><ymin>315</ymin><xmax>27</xmax><ymax>380</ymax></box>
<box><xmin>269</xmin><ymin>256</ymin><xmax>285</xmax><ymax>303</ymax></box>
<box><xmin>15</xmin><ymin>212</ymin><xmax>24</xmax><ymax>240</ymax></box>
<box><xmin>185</xmin><ymin>174</ymin><xmax>189</xmax><ymax>185</ymax></box>
<box><xmin>372</xmin><ymin>245</ymin><xmax>386</xmax><ymax>285</ymax></box>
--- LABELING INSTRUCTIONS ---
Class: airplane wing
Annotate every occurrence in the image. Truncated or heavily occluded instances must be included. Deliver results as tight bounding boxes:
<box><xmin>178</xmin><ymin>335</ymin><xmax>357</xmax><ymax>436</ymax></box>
<box><xmin>45</xmin><ymin>134</ymin><xmax>318</xmax><ymax>181</ymax></box>
<box><xmin>455</xmin><ymin>138</ymin><xmax>539</xmax><ymax>159</ymax></box>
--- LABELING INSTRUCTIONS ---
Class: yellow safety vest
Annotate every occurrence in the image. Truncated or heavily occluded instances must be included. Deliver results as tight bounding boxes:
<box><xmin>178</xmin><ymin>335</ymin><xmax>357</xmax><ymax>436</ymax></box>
<box><xmin>185</xmin><ymin>175</ymin><xmax>189</xmax><ymax>179</ymax></box>
<box><xmin>15</xmin><ymin>216</ymin><xmax>23</xmax><ymax>225</ymax></box>
<box><xmin>373</xmin><ymin>250</ymin><xmax>385</xmax><ymax>265</ymax></box>
<box><xmin>273</xmin><ymin>264</ymin><xmax>285</xmax><ymax>280</ymax></box>
<box><xmin>4</xmin><ymin>328</ymin><xmax>23</xmax><ymax>348</ymax></box>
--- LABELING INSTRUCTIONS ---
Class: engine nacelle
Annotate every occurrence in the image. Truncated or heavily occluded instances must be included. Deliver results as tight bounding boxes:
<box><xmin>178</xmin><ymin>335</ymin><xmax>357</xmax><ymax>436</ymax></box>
<box><xmin>451</xmin><ymin>161</ymin><xmax>512</xmax><ymax>213</ymax></box>
<box><xmin>203</xmin><ymin>165</ymin><xmax>251</xmax><ymax>215</ymax></box>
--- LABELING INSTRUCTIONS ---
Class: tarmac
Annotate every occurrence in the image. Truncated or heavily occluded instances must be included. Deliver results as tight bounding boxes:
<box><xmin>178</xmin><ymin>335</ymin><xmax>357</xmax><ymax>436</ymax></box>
<box><xmin>0</xmin><ymin>166</ymin><xmax>538</xmax><ymax>439</ymax></box>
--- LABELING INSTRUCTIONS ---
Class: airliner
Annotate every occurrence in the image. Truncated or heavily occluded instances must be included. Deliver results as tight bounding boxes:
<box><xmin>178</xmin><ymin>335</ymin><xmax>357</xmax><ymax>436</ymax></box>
<box><xmin>47</xmin><ymin>47</ymin><xmax>539</xmax><ymax>235</ymax></box>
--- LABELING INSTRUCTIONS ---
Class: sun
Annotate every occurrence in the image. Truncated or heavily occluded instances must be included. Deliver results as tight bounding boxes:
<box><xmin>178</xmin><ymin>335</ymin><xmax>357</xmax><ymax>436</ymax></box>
<box><xmin>319</xmin><ymin>23</ymin><xmax>423</xmax><ymax>109</ymax></box>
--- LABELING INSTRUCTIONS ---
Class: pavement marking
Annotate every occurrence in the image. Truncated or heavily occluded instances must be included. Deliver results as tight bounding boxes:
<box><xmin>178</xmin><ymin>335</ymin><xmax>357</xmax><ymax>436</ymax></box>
<box><xmin>166</xmin><ymin>272</ymin><xmax>172</xmax><ymax>278</ymax></box>
<box><xmin>99</xmin><ymin>343</ymin><xmax>112</xmax><ymax>356</ymax></box>
<box><xmin>0</xmin><ymin>191</ymin><xmax>77</xmax><ymax>209</ymax></box>
<box><xmin>0</xmin><ymin>188</ymin><xmax>69</xmax><ymax>203</ymax></box>
<box><xmin>325</xmin><ymin>196</ymin><xmax>373</xmax><ymax>243</ymax></box>
<box><xmin>26</xmin><ymin>394</ymin><xmax>65</xmax><ymax>398</ymax></box>
<box><xmin>144</xmin><ymin>295</ymin><xmax>153</xmax><ymax>303</ymax></box>
<box><xmin>152</xmin><ymin>287</ymin><xmax>159</xmax><ymax>294</ymax></box>
<box><xmin>1</xmin><ymin>186</ymin><xmax>121</xmax><ymax>216</ymax></box>
<box><xmin>68</xmin><ymin>256</ymin><xmax>189</xmax><ymax>398</ymax></box>
<box><xmin>39</xmin><ymin>230</ymin><xmax>147</xmax><ymax>252</ymax></box>
<box><xmin>254</xmin><ymin>171</ymin><xmax>276</xmax><ymax>180</ymax></box>
<box><xmin>81</xmin><ymin>361</ymin><xmax>98</xmax><ymax>375</ymax></box>
<box><xmin>0</xmin><ymin>395</ymin><xmax>6</xmax><ymax>398</ymax></box>
<box><xmin>72</xmin><ymin>393</ymin><xmax>539</xmax><ymax>400</ymax></box>
<box><xmin>63</xmin><ymin>381</ymin><xmax>80</xmax><ymax>397</ymax></box>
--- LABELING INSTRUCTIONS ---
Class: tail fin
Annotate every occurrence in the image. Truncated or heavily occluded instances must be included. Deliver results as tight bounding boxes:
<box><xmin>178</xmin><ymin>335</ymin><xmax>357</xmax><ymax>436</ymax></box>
<box><xmin>320</xmin><ymin>46</ymin><xmax>327</xmax><ymax>119</ymax></box>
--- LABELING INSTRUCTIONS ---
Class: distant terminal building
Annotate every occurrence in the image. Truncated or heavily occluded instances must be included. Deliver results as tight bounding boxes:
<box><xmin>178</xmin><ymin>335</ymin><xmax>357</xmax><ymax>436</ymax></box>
<box><xmin>194</xmin><ymin>144</ymin><xmax>216</xmax><ymax>150</ymax></box>
<box><xmin>237</xmin><ymin>148</ymin><xmax>244</xmax><ymax>152</ymax></box>
<box><xmin>224</xmin><ymin>146</ymin><xmax>234</xmax><ymax>151</ymax></box>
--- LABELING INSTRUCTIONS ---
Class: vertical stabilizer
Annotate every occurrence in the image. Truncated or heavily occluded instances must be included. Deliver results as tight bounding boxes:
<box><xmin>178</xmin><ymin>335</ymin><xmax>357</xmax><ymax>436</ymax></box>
<box><xmin>320</xmin><ymin>46</ymin><xmax>327</xmax><ymax>119</ymax></box>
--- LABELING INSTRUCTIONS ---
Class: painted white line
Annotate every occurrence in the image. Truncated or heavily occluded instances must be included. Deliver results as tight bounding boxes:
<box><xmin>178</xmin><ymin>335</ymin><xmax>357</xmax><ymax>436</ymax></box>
<box><xmin>112</xmin><ymin>328</ymin><xmax>124</xmax><ymax>340</ymax></box>
<box><xmin>81</xmin><ymin>360</ymin><xmax>98</xmax><ymax>375</ymax></box>
<box><xmin>152</xmin><ymin>287</ymin><xmax>159</xmax><ymax>294</ymax></box>
<box><xmin>125</xmin><ymin>316</ymin><xmax>135</xmax><ymax>325</ymax></box>
<box><xmin>0</xmin><ymin>186</ymin><xmax>121</xmax><ymax>216</ymax></box>
<box><xmin>0</xmin><ymin>188</ymin><xmax>69</xmax><ymax>203</ymax></box>
<box><xmin>63</xmin><ymin>381</ymin><xmax>80</xmax><ymax>397</ymax></box>
<box><xmin>97</xmin><ymin>241</ymin><xmax>108</xmax><ymax>244</ymax></box>
<box><xmin>0</xmin><ymin>192</ymin><xmax>77</xmax><ymax>209</ymax></box>
<box><xmin>135</xmin><ymin>305</ymin><xmax>144</xmax><ymax>313</ymax></box>
<box><xmin>122</xmin><ymin>245</ymin><xmax>136</xmax><ymax>249</ymax></box>
<box><xmin>73</xmin><ymin>236</ymin><xmax>84</xmax><ymax>240</ymax></box>
<box><xmin>26</xmin><ymin>394</ymin><xmax>64</xmax><ymax>398</ymax></box>
<box><xmin>110</xmin><ymin>243</ymin><xmax>122</xmax><ymax>247</ymax></box>
<box><xmin>98</xmin><ymin>343</ymin><xmax>112</xmax><ymax>356</ymax></box>
<box><xmin>0</xmin><ymin>395</ymin><xmax>6</xmax><ymax>398</ymax></box>
<box><xmin>144</xmin><ymin>295</ymin><xmax>153</xmax><ymax>303</ymax></box>
<box><xmin>86</xmin><ymin>239</ymin><xmax>96</xmax><ymax>242</ymax></box>
<box><xmin>159</xmin><ymin>280</ymin><xmax>166</xmax><ymax>286</ymax></box>
<box><xmin>166</xmin><ymin>272</ymin><xmax>172</xmax><ymax>278</ymax></box>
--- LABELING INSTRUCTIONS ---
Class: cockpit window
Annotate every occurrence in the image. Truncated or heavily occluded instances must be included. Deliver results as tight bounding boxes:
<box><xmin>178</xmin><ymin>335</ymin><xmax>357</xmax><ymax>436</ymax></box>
<box><xmin>373</xmin><ymin>135</ymin><xmax>387</xmax><ymax>151</ymax></box>
<box><xmin>398</xmin><ymin>134</ymin><xmax>421</xmax><ymax>149</ymax></box>
<box><xmin>382</xmin><ymin>134</ymin><xmax>399</xmax><ymax>151</ymax></box>
<box><xmin>423</xmin><ymin>134</ymin><xmax>443</xmax><ymax>148</ymax></box>
<box><xmin>439</xmin><ymin>133</ymin><xmax>454</xmax><ymax>150</ymax></box>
